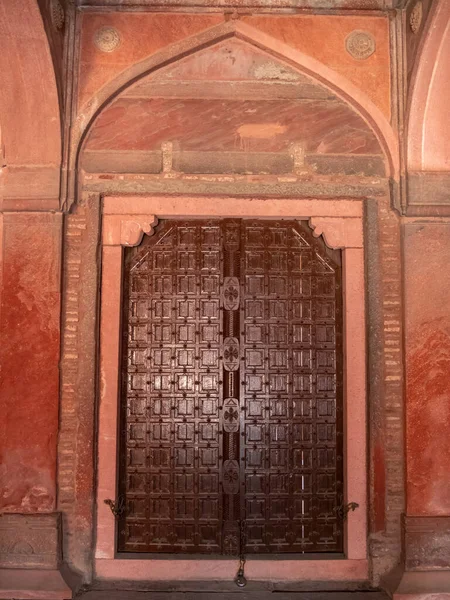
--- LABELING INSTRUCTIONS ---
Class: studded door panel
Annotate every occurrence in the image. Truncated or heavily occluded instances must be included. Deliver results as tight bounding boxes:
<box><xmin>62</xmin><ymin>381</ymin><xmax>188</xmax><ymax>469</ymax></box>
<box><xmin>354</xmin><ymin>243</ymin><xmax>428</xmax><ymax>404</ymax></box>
<box><xmin>118</xmin><ymin>221</ymin><xmax>224</xmax><ymax>553</ymax></box>
<box><xmin>118</xmin><ymin>219</ymin><xmax>343</xmax><ymax>554</ymax></box>
<box><xmin>240</xmin><ymin>221</ymin><xmax>343</xmax><ymax>553</ymax></box>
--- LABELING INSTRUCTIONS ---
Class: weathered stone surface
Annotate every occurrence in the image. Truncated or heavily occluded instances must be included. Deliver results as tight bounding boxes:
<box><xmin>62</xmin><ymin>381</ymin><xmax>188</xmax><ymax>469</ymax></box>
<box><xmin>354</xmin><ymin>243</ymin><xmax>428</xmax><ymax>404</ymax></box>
<box><xmin>369</xmin><ymin>200</ymin><xmax>405</xmax><ymax>583</ymax></box>
<box><xmin>58</xmin><ymin>196</ymin><xmax>102</xmax><ymax>581</ymax></box>
<box><xmin>404</xmin><ymin>223</ymin><xmax>450</xmax><ymax>516</ymax></box>
<box><xmin>0</xmin><ymin>568</ymin><xmax>71</xmax><ymax>600</ymax></box>
<box><xmin>85</xmin><ymin>98</ymin><xmax>382</xmax><ymax>156</ymax></box>
<box><xmin>306</xmin><ymin>155</ymin><xmax>386</xmax><ymax>177</ymax></box>
<box><xmin>407</xmin><ymin>1</ymin><xmax>450</xmax><ymax>173</ymax></box>
<box><xmin>0</xmin><ymin>0</ymin><xmax>61</xmax><ymax>208</ymax></box>
<box><xmin>172</xmin><ymin>151</ymin><xmax>294</xmax><ymax>174</ymax></box>
<box><xmin>81</xmin><ymin>174</ymin><xmax>389</xmax><ymax>198</ymax></box>
<box><xmin>77</xmin><ymin>591</ymin><xmax>389</xmax><ymax>600</ymax></box>
<box><xmin>407</xmin><ymin>171</ymin><xmax>450</xmax><ymax>209</ymax></box>
<box><xmin>0</xmin><ymin>213</ymin><xmax>62</xmax><ymax>513</ymax></box>
<box><xmin>83</xmin><ymin>36</ymin><xmax>385</xmax><ymax>180</ymax></box>
<box><xmin>79</xmin><ymin>0</ymin><xmax>388</xmax><ymax>8</ymax></box>
<box><xmin>404</xmin><ymin>516</ymin><xmax>450</xmax><ymax>571</ymax></box>
<box><xmin>147</xmin><ymin>38</ymin><xmax>306</xmax><ymax>84</ymax></box>
<box><xmin>78</xmin><ymin>13</ymin><xmax>223</xmax><ymax>109</ymax></box>
<box><xmin>77</xmin><ymin>13</ymin><xmax>390</xmax><ymax>119</ymax></box>
<box><xmin>0</xmin><ymin>513</ymin><xmax>61</xmax><ymax>569</ymax></box>
<box><xmin>82</xmin><ymin>150</ymin><xmax>163</xmax><ymax>174</ymax></box>
<box><xmin>394</xmin><ymin>570</ymin><xmax>450</xmax><ymax>600</ymax></box>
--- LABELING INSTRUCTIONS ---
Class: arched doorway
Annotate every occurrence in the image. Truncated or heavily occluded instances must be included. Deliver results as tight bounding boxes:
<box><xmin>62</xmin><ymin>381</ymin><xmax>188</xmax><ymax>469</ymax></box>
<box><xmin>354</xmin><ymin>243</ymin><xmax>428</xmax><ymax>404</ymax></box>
<box><xmin>75</xmin><ymin>23</ymin><xmax>387</xmax><ymax>584</ymax></box>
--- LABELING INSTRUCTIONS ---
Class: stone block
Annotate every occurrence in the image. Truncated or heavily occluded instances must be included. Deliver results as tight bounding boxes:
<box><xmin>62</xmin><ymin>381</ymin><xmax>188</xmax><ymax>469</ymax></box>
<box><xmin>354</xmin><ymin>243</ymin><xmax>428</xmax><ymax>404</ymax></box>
<box><xmin>0</xmin><ymin>513</ymin><xmax>61</xmax><ymax>569</ymax></box>
<box><xmin>0</xmin><ymin>568</ymin><xmax>71</xmax><ymax>599</ymax></box>
<box><xmin>404</xmin><ymin>516</ymin><xmax>450</xmax><ymax>571</ymax></box>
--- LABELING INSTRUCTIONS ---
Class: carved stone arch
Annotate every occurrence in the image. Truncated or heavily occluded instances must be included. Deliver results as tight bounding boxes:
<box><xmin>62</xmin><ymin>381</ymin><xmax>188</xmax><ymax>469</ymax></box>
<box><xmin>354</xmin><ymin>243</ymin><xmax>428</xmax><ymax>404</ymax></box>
<box><xmin>71</xmin><ymin>20</ymin><xmax>399</xmax><ymax>207</ymax></box>
<box><xmin>407</xmin><ymin>0</ymin><xmax>450</xmax><ymax>171</ymax></box>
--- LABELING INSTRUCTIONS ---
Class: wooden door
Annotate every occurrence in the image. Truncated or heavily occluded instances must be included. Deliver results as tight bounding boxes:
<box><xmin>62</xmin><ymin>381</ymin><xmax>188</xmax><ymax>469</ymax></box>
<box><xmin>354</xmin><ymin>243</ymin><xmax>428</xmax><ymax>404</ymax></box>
<box><xmin>117</xmin><ymin>219</ymin><xmax>343</xmax><ymax>555</ymax></box>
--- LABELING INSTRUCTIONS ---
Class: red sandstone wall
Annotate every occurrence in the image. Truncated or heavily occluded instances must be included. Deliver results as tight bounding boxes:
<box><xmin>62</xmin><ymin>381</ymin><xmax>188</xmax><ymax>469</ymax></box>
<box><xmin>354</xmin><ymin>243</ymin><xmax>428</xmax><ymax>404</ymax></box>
<box><xmin>3</xmin><ymin>0</ymin><xmax>449</xmax><ymax>590</ymax></box>
<box><xmin>0</xmin><ymin>213</ymin><xmax>62</xmax><ymax>512</ymax></box>
<box><xmin>77</xmin><ymin>13</ymin><xmax>391</xmax><ymax>118</ymax></box>
<box><xmin>404</xmin><ymin>222</ymin><xmax>450</xmax><ymax>516</ymax></box>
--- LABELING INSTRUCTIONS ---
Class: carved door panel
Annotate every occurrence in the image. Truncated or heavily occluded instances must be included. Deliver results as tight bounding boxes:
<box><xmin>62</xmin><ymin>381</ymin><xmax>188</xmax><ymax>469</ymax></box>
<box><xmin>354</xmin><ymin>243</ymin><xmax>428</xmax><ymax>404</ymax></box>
<box><xmin>118</xmin><ymin>219</ymin><xmax>343</xmax><ymax>554</ymax></box>
<box><xmin>240</xmin><ymin>221</ymin><xmax>343</xmax><ymax>553</ymax></box>
<box><xmin>118</xmin><ymin>221</ymin><xmax>224</xmax><ymax>553</ymax></box>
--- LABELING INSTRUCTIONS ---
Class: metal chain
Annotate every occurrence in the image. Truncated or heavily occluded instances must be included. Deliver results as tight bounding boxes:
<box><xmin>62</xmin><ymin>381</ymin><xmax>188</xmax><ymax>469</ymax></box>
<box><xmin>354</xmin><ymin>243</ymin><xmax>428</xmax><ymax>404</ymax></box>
<box><xmin>235</xmin><ymin>519</ymin><xmax>247</xmax><ymax>587</ymax></box>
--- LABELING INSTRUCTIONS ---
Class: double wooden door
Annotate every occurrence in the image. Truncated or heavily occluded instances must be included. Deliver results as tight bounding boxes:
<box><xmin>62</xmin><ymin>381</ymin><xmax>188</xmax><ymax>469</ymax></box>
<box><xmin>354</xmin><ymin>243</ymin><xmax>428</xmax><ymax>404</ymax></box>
<box><xmin>118</xmin><ymin>219</ymin><xmax>343</xmax><ymax>555</ymax></box>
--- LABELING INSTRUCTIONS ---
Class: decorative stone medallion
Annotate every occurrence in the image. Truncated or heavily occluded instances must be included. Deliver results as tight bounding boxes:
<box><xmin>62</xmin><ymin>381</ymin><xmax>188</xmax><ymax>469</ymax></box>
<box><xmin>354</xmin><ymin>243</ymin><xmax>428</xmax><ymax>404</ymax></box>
<box><xmin>94</xmin><ymin>27</ymin><xmax>121</xmax><ymax>53</ymax></box>
<box><xmin>50</xmin><ymin>0</ymin><xmax>64</xmax><ymax>31</ymax></box>
<box><xmin>410</xmin><ymin>1</ymin><xmax>423</xmax><ymax>34</ymax></box>
<box><xmin>345</xmin><ymin>31</ymin><xmax>376</xmax><ymax>60</ymax></box>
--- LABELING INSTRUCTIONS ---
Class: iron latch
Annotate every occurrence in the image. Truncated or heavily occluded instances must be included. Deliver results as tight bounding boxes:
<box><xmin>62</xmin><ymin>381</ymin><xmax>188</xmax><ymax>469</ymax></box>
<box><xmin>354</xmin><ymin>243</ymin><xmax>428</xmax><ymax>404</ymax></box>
<box><xmin>336</xmin><ymin>501</ymin><xmax>359</xmax><ymax>521</ymax></box>
<box><xmin>104</xmin><ymin>497</ymin><xmax>125</xmax><ymax>518</ymax></box>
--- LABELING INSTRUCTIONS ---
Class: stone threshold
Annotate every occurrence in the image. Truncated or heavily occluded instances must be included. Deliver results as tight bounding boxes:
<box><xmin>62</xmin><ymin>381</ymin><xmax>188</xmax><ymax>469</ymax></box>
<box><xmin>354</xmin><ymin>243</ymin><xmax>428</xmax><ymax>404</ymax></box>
<box><xmin>394</xmin><ymin>570</ymin><xmax>450</xmax><ymax>599</ymax></box>
<box><xmin>89</xmin><ymin>579</ymin><xmax>375</xmax><ymax>592</ymax></box>
<box><xmin>0</xmin><ymin>568</ymin><xmax>71</xmax><ymax>600</ymax></box>
<box><xmin>79</xmin><ymin>591</ymin><xmax>389</xmax><ymax>600</ymax></box>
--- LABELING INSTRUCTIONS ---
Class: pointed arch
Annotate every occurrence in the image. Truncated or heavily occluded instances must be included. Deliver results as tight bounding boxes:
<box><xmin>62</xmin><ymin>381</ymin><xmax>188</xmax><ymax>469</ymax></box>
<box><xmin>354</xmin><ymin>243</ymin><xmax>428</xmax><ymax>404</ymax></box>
<box><xmin>71</xmin><ymin>20</ymin><xmax>398</xmax><ymax>206</ymax></box>
<box><xmin>407</xmin><ymin>0</ymin><xmax>450</xmax><ymax>171</ymax></box>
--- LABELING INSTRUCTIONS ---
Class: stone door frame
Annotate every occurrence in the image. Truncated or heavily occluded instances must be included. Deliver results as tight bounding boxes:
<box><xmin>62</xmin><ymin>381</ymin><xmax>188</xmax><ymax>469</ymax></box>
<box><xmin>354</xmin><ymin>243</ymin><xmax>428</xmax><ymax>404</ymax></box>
<box><xmin>95</xmin><ymin>194</ymin><xmax>367</xmax><ymax>583</ymax></box>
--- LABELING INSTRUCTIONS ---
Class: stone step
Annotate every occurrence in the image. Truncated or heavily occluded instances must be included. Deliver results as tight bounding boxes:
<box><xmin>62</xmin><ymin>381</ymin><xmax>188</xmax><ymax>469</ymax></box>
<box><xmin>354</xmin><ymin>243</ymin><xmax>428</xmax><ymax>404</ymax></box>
<box><xmin>79</xmin><ymin>590</ymin><xmax>389</xmax><ymax>600</ymax></box>
<box><xmin>0</xmin><ymin>569</ymin><xmax>71</xmax><ymax>600</ymax></box>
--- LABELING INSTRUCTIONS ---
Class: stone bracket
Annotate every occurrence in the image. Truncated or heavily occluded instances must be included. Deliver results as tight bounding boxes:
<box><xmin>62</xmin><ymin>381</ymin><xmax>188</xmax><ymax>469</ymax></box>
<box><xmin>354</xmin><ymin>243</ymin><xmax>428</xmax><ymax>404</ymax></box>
<box><xmin>102</xmin><ymin>214</ymin><xmax>158</xmax><ymax>246</ymax></box>
<box><xmin>308</xmin><ymin>216</ymin><xmax>363</xmax><ymax>249</ymax></box>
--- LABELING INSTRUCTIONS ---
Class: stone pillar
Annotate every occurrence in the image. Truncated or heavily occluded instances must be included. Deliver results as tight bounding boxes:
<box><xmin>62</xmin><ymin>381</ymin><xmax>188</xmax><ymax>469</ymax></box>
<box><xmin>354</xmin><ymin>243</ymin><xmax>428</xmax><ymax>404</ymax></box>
<box><xmin>395</xmin><ymin>221</ymin><xmax>450</xmax><ymax>599</ymax></box>
<box><xmin>0</xmin><ymin>212</ymin><xmax>71</xmax><ymax>599</ymax></box>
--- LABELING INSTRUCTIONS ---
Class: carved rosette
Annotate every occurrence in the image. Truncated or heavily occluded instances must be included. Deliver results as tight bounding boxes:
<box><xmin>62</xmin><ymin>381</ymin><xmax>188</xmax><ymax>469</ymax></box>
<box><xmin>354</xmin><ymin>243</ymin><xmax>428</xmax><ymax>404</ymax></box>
<box><xmin>345</xmin><ymin>30</ymin><xmax>376</xmax><ymax>60</ymax></box>
<box><xmin>223</xmin><ymin>397</ymin><xmax>239</xmax><ymax>433</ymax></box>
<box><xmin>94</xmin><ymin>26</ymin><xmax>121</xmax><ymax>53</ymax></box>
<box><xmin>222</xmin><ymin>277</ymin><xmax>240</xmax><ymax>311</ymax></box>
<box><xmin>223</xmin><ymin>521</ymin><xmax>239</xmax><ymax>556</ymax></box>
<box><xmin>224</xmin><ymin>224</ymin><xmax>239</xmax><ymax>250</ymax></box>
<box><xmin>223</xmin><ymin>460</ymin><xmax>240</xmax><ymax>495</ymax></box>
<box><xmin>410</xmin><ymin>1</ymin><xmax>423</xmax><ymax>34</ymax></box>
<box><xmin>223</xmin><ymin>337</ymin><xmax>240</xmax><ymax>371</ymax></box>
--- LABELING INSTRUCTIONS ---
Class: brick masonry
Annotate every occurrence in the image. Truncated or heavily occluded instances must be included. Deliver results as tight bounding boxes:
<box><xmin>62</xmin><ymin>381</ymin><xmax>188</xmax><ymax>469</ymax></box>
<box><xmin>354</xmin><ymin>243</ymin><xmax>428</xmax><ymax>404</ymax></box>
<box><xmin>58</xmin><ymin>194</ymin><xmax>101</xmax><ymax>580</ymax></box>
<box><xmin>368</xmin><ymin>199</ymin><xmax>405</xmax><ymax>584</ymax></box>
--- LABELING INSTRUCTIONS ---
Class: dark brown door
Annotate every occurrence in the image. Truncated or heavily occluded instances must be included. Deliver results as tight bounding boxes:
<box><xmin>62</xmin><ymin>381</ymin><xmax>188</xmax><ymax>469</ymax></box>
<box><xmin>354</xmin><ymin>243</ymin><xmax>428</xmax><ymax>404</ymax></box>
<box><xmin>118</xmin><ymin>219</ymin><xmax>343</xmax><ymax>555</ymax></box>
